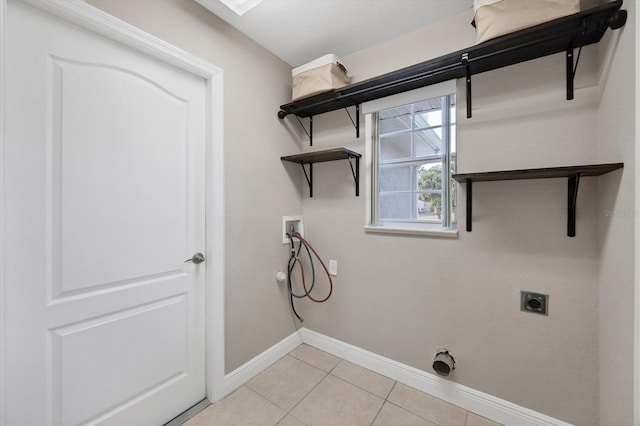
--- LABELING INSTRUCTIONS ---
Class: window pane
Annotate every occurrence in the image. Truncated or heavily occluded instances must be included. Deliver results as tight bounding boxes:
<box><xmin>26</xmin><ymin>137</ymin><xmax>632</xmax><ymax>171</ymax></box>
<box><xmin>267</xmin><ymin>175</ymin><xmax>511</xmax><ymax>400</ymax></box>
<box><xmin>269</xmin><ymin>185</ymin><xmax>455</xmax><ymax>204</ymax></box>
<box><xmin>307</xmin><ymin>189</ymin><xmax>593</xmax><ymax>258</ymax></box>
<box><xmin>379</xmin><ymin>165</ymin><xmax>412</xmax><ymax>192</ymax></box>
<box><xmin>380</xmin><ymin>132</ymin><xmax>411</xmax><ymax>161</ymax></box>
<box><xmin>414</xmin><ymin>127</ymin><xmax>442</xmax><ymax>156</ymax></box>
<box><xmin>379</xmin><ymin>193</ymin><xmax>411</xmax><ymax>220</ymax></box>
<box><xmin>417</xmin><ymin>192</ymin><xmax>442</xmax><ymax>221</ymax></box>
<box><xmin>417</xmin><ymin>163</ymin><xmax>443</xmax><ymax>191</ymax></box>
<box><xmin>373</xmin><ymin>92</ymin><xmax>455</xmax><ymax>228</ymax></box>
<box><xmin>379</xmin><ymin>105</ymin><xmax>412</xmax><ymax>134</ymax></box>
<box><xmin>414</xmin><ymin>99</ymin><xmax>443</xmax><ymax>128</ymax></box>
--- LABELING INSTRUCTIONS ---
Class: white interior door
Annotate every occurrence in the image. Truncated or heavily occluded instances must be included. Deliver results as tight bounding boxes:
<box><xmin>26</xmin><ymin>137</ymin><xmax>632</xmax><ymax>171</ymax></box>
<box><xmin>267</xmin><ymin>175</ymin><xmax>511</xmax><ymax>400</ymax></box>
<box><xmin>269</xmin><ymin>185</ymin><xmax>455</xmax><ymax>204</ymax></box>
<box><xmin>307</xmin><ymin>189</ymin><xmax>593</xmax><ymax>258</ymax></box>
<box><xmin>4</xmin><ymin>1</ymin><xmax>207</xmax><ymax>424</ymax></box>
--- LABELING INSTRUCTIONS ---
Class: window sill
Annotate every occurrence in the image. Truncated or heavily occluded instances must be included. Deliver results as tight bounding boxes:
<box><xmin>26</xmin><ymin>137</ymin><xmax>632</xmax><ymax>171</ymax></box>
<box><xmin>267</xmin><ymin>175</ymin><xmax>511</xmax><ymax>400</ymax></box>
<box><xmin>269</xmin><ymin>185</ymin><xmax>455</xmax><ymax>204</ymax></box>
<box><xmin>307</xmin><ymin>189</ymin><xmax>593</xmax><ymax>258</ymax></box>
<box><xmin>364</xmin><ymin>225</ymin><xmax>458</xmax><ymax>238</ymax></box>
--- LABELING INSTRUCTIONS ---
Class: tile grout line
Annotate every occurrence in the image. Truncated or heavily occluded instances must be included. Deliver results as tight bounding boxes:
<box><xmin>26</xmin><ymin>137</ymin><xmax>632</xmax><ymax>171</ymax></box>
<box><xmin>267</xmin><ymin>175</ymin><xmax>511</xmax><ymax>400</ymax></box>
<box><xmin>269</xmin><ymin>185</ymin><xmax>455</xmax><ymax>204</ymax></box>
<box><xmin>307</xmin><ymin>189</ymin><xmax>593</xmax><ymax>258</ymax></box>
<box><xmin>274</xmin><ymin>407</ymin><xmax>288</xmax><ymax>426</ymax></box>
<box><xmin>239</xmin><ymin>353</ymin><xmax>329</xmax><ymax>424</ymax></box>
<box><xmin>384</xmin><ymin>382</ymin><xmax>441</xmax><ymax>425</ymax></box>
<box><xmin>284</xmin><ymin>346</ymin><xmax>342</xmax><ymax>418</ymax></box>
<box><xmin>385</xmin><ymin>382</ymin><xmax>473</xmax><ymax>426</ymax></box>
<box><xmin>244</xmin><ymin>381</ymin><xmax>293</xmax><ymax>418</ymax></box>
<box><xmin>315</xmin><ymin>374</ymin><xmax>387</xmax><ymax>426</ymax></box>
<box><xmin>284</xmin><ymin>369</ymin><xmax>331</xmax><ymax>418</ymax></box>
<box><xmin>369</xmin><ymin>397</ymin><xmax>386</xmax><ymax>426</ymax></box>
<box><xmin>285</xmin><ymin>352</ymin><xmax>389</xmax><ymax>425</ymax></box>
<box><xmin>328</xmin><ymin>372</ymin><xmax>389</xmax><ymax>397</ymax></box>
<box><xmin>287</xmin><ymin>412</ymin><xmax>308</xmax><ymax>426</ymax></box>
<box><xmin>237</xmin><ymin>386</ymin><xmax>290</xmax><ymax>426</ymax></box>
<box><xmin>326</xmin><ymin>354</ymin><xmax>343</xmax><ymax>373</ymax></box>
<box><xmin>385</xmin><ymin>381</ymin><xmax>398</xmax><ymax>401</ymax></box>
<box><xmin>243</xmin><ymin>356</ymin><xmax>309</xmax><ymax>413</ymax></box>
<box><xmin>328</xmin><ymin>370</ymin><xmax>395</xmax><ymax>401</ymax></box>
<box><xmin>246</xmin><ymin>354</ymin><xmax>329</xmax><ymax>419</ymax></box>
<box><xmin>383</xmin><ymin>399</ymin><xmax>440</xmax><ymax>425</ymax></box>
<box><xmin>287</xmin><ymin>351</ymin><xmax>398</xmax><ymax>420</ymax></box>
<box><xmin>289</xmin><ymin>346</ymin><xmax>342</xmax><ymax>374</ymax></box>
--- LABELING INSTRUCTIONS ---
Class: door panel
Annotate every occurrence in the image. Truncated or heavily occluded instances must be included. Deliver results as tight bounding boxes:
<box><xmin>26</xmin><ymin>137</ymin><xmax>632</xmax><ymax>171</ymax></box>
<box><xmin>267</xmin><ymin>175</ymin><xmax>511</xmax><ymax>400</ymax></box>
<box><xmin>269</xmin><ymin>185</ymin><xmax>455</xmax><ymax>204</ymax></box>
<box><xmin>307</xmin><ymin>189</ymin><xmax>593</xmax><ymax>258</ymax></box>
<box><xmin>52</xmin><ymin>57</ymin><xmax>188</xmax><ymax>296</ymax></box>
<box><xmin>4</xmin><ymin>1</ymin><xmax>207</xmax><ymax>424</ymax></box>
<box><xmin>53</xmin><ymin>295</ymin><xmax>188</xmax><ymax>425</ymax></box>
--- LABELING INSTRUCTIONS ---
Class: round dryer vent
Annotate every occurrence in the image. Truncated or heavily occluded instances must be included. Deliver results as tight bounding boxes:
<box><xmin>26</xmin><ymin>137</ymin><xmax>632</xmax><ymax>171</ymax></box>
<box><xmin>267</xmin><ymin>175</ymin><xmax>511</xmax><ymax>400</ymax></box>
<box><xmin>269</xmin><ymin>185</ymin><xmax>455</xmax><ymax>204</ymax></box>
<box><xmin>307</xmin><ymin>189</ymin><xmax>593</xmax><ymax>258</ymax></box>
<box><xmin>433</xmin><ymin>350</ymin><xmax>455</xmax><ymax>377</ymax></box>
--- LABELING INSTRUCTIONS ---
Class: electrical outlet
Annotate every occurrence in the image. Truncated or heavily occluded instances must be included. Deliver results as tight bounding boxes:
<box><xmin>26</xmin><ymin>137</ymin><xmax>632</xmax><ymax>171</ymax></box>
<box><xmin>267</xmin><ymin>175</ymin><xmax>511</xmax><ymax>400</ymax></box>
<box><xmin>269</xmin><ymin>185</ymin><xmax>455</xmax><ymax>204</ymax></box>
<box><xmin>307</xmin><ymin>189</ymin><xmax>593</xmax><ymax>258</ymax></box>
<box><xmin>282</xmin><ymin>216</ymin><xmax>304</xmax><ymax>244</ymax></box>
<box><xmin>329</xmin><ymin>260</ymin><xmax>338</xmax><ymax>276</ymax></box>
<box><xmin>521</xmin><ymin>291</ymin><xmax>549</xmax><ymax>315</ymax></box>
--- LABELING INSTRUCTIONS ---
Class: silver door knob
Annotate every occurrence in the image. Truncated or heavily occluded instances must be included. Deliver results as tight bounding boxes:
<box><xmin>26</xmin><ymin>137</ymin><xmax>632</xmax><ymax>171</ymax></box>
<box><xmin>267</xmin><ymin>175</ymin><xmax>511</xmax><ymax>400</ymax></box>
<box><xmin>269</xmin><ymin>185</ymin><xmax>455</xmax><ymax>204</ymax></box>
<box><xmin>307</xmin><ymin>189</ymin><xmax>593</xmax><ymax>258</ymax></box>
<box><xmin>184</xmin><ymin>252</ymin><xmax>205</xmax><ymax>264</ymax></box>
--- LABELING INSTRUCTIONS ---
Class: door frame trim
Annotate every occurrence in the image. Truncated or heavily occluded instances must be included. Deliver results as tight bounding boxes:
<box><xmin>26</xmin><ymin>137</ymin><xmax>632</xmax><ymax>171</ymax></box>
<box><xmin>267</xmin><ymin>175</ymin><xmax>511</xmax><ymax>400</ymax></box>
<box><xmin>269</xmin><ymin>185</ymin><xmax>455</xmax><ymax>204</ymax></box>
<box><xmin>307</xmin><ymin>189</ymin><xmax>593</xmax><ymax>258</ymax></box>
<box><xmin>0</xmin><ymin>0</ymin><xmax>6</xmax><ymax>423</ymax></box>
<box><xmin>0</xmin><ymin>1</ymin><xmax>226</xmax><ymax>422</ymax></box>
<box><xmin>635</xmin><ymin>5</ymin><xmax>640</xmax><ymax>425</ymax></box>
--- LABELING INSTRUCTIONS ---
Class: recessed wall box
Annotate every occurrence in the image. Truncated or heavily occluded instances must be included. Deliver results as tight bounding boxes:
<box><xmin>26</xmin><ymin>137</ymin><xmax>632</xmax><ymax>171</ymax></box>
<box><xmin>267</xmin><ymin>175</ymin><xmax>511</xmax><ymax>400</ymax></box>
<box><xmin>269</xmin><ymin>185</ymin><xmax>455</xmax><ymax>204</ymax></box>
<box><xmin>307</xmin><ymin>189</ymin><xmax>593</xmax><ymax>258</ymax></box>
<box><xmin>282</xmin><ymin>216</ymin><xmax>304</xmax><ymax>244</ymax></box>
<box><xmin>521</xmin><ymin>291</ymin><xmax>549</xmax><ymax>316</ymax></box>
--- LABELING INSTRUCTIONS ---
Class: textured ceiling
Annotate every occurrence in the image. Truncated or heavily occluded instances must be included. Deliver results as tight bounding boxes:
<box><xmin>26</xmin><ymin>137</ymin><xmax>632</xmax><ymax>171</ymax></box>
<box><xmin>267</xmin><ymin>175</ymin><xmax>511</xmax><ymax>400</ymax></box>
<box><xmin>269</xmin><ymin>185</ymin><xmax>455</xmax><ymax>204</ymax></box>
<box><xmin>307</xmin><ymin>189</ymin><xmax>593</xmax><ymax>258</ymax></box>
<box><xmin>195</xmin><ymin>0</ymin><xmax>473</xmax><ymax>67</ymax></box>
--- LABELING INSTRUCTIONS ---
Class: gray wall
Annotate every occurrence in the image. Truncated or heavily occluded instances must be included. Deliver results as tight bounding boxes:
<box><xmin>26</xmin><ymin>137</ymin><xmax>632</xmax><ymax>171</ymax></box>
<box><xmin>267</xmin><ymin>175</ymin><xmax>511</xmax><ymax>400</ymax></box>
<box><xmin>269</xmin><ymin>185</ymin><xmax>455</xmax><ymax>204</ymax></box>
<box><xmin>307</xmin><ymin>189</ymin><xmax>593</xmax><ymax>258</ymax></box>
<box><xmin>87</xmin><ymin>0</ymin><xmax>303</xmax><ymax>373</ymax></box>
<box><xmin>293</xmin><ymin>9</ymin><xmax>608</xmax><ymax>425</ymax></box>
<box><xmin>597</xmin><ymin>2</ymin><xmax>636</xmax><ymax>424</ymax></box>
<box><xmin>84</xmin><ymin>2</ymin><xmax>637</xmax><ymax>424</ymax></box>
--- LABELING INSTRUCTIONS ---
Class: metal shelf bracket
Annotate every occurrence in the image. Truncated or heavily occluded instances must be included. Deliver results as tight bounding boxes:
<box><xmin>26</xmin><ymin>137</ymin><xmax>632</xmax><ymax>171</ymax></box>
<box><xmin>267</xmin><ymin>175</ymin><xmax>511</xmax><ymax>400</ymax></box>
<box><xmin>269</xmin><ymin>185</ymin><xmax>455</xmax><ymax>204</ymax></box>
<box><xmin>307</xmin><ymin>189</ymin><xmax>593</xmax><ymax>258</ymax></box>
<box><xmin>281</xmin><ymin>147</ymin><xmax>362</xmax><ymax>198</ymax></box>
<box><xmin>299</xmin><ymin>155</ymin><xmax>360</xmax><ymax>198</ymax></box>
<box><xmin>566</xmin><ymin>43</ymin><xmax>586</xmax><ymax>101</ymax></box>
<box><xmin>567</xmin><ymin>174</ymin><xmax>581</xmax><ymax>237</ymax></box>
<box><xmin>347</xmin><ymin>155</ymin><xmax>360</xmax><ymax>197</ymax></box>
<box><xmin>566</xmin><ymin>46</ymin><xmax>575</xmax><ymax>100</ymax></box>
<box><xmin>464</xmin><ymin>175</ymin><xmax>583</xmax><ymax>236</ymax></box>
<box><xmin>454</xmin><ymin>163</ymin><xmax>622</xmax><ymax>237</ymax></box>
<box><xmin>567</xmin><ymin>25</ymin><xmax>584</xmax><ymax>101</ymax></box>
<box><xmin>286</xmin><ymin>105</ymin><xmax>359</xmax><ymax>149</ymax></box>
<box><xmin>294</xmin><ymin>115</ymin><xmax>313</xmax><ymax>146</ymax></box>
<box><xmin>462</xmin><ymin>53</ymin><xmax>472</xmax><ymax>119</ymax></box>
<box><xmin>301</xmin><ymin>163</ymin><xmax>313</xmax><ymax>197</ymax></box>
<box><xmin>466</xmin><ymin>179</ymin><xmax>472</xmax><ymax>232</ymax></box>
<box><xmin>344</xmin><ymin>105</ymin><xmax>360</xmax><ymax>138</ymax></box>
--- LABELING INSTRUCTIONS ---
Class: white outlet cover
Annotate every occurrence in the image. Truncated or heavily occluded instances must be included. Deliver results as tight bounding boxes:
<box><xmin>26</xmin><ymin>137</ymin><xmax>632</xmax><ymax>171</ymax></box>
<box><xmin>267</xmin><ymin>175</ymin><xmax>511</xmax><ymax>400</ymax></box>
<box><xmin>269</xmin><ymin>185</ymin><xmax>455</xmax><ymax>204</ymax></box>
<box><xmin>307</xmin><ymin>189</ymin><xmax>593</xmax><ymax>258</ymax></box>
<box><xmin>329</xmin><ymin>260</ymin><xmax>338</xmax><ymax>276</ymax></box>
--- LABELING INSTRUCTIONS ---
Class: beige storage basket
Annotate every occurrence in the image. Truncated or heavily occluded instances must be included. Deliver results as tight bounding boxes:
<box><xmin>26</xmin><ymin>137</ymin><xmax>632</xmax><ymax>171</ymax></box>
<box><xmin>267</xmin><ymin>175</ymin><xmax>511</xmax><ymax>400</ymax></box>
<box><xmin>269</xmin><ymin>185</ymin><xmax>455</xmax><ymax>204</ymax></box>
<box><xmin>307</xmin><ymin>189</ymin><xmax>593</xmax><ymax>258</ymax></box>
<box><xmin>292</xmin><ymin>56</ymin><xmax>350</xmax><ymax>101</ymax></box>
<box><xmin>474</xmin><ymin>0</ymin><xmax>580</xmax><ymax>44</ymax></box>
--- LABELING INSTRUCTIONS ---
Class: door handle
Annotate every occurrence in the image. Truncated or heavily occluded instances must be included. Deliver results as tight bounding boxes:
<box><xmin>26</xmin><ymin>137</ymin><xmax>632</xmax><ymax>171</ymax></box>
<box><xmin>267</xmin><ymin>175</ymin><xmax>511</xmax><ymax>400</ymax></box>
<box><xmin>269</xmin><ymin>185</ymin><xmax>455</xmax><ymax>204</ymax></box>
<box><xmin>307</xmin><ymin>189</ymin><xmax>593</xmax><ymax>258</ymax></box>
<box><xmin>184</xmin><ymin>252</ymin><xmax>205</xmax><ymax>264</ymax></box>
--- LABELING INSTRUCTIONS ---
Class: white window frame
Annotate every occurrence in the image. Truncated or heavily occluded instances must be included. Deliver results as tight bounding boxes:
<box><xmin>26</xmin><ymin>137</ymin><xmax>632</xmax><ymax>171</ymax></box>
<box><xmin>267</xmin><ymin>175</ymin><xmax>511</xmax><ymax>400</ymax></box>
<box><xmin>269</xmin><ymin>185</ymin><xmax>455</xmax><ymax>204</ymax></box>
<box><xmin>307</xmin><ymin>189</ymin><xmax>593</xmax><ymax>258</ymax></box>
<box><xmin>363</xmin><ymin>81</ymin><xmax>458</xmax><ymax>238</ymax></box>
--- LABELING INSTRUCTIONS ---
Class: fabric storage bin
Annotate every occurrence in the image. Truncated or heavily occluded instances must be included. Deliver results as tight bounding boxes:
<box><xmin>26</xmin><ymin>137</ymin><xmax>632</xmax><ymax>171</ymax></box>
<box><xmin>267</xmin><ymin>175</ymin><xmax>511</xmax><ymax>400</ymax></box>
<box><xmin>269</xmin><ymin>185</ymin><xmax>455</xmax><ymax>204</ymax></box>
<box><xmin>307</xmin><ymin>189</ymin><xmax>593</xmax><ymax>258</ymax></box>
<box><xmin>292</xmin><ymin>54</ymin><xmax>350</xmax><ymax>101</ymax></box>
<box><xmin>473</xmin><ymin>0</ymin><xmax>580</xmax><ymax>44</ymax></box>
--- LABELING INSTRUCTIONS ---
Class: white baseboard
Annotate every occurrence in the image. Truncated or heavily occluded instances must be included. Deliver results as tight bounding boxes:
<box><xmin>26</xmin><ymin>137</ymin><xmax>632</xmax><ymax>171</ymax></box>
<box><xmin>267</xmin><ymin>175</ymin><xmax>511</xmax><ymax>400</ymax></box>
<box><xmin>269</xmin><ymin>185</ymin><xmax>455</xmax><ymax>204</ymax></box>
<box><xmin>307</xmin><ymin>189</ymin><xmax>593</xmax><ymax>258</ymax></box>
<box><xmin>298</xmin><ymin>328</ymin><xmax>572</xmax><ymax>426</ymax></box>
<box><xmin>222</xmin><ymin>331</ymin><xmax>303</xmax><ymax>397</ymax></box>
<box><xmin>220</xmin><ymin>327</ymin><xmax>570</xmax><ymax>425</ymax></box>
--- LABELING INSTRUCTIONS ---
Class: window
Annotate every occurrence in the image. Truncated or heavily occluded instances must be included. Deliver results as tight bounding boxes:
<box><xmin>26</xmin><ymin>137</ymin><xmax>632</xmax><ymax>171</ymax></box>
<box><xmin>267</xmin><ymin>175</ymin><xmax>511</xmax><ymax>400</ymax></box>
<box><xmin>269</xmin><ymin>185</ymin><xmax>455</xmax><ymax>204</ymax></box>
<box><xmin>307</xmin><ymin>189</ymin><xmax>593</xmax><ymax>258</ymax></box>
<box><xmin>364</xmin><ymin>83</ymin><xmax>457</xmax><ymax>235</ymax></box>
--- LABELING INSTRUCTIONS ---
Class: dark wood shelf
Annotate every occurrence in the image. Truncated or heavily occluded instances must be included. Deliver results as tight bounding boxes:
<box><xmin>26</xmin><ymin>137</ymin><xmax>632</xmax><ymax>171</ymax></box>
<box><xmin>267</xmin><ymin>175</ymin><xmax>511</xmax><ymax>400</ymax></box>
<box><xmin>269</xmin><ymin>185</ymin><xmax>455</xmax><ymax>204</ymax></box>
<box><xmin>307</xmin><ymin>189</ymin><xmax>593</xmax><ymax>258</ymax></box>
<box><xmin>278</xmin><ymin>0</ymin><xmax>626</xmax><ymax>121</ymax></box>
<box><xmin>453</xmin><ymin>163</ymin><xmax>624</xmax><ymax>237</ymax></box>
<box><xmin>281</xmin><ymin>147</ymin><xmax>361</xmax><ymax>164</ymax></box>
<box><xmin>452</xmin><ymin>163</ymin><xmax>624</xmax><ymax>183</ymax></box>
<box><xmin>281</xmin><ymin>148</ymin><xmax>361</xmax><ymax>197</ymax></box>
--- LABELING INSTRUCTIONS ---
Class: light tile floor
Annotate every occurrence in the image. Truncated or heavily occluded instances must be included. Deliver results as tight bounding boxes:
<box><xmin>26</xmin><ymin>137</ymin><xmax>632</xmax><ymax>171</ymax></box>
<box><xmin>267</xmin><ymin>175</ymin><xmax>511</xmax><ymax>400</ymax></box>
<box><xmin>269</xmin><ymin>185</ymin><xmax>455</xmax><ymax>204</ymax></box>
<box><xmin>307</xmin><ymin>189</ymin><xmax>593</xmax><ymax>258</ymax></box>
<box><xmin>184</xmin><ymin>344</ymin><xmax>502</xmax><ymax>426</ymax></box>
